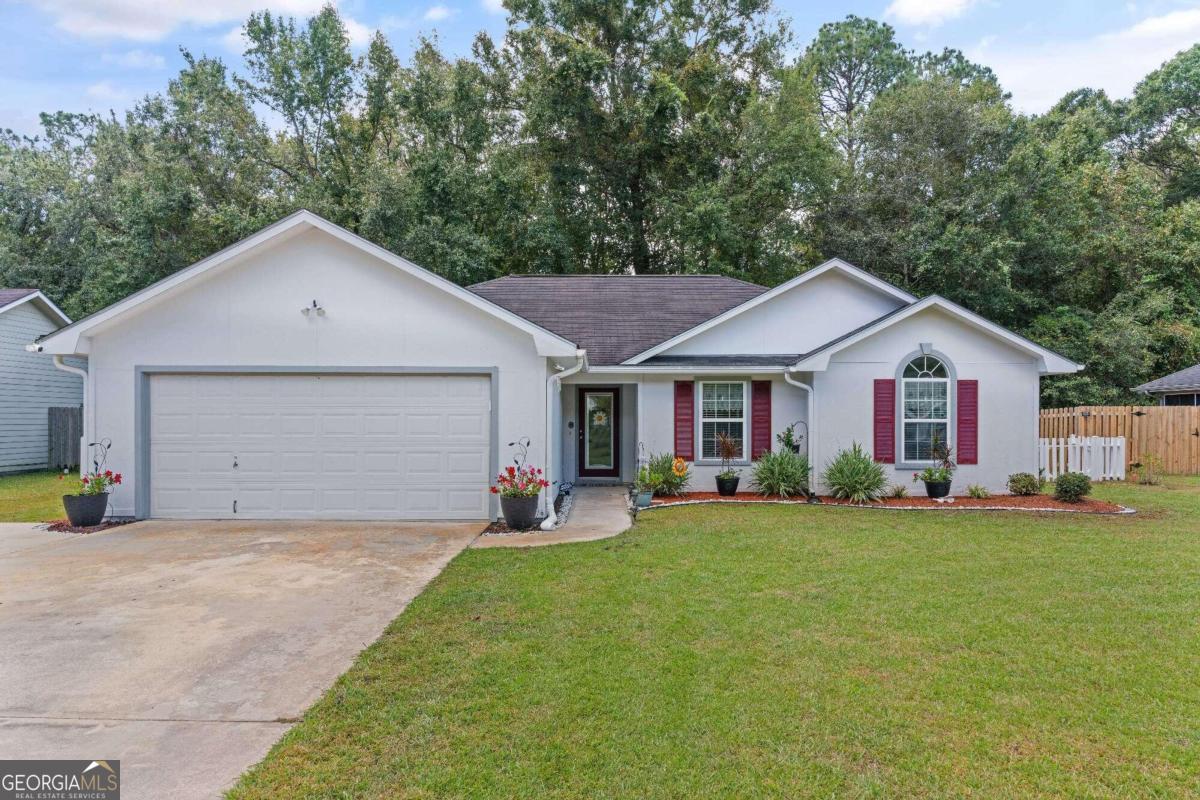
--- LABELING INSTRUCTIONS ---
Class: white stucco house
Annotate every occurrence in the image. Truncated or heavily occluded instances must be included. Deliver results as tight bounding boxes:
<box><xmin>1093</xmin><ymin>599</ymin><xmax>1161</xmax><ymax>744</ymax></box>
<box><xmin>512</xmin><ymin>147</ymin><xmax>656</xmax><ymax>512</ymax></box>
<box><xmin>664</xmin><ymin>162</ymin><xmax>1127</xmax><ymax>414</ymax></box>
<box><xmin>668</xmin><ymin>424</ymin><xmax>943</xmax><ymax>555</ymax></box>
<box><xmin>30</xmin><ymin>211</ymin><xmax>1082</xmax><ymax>520</ymax></box>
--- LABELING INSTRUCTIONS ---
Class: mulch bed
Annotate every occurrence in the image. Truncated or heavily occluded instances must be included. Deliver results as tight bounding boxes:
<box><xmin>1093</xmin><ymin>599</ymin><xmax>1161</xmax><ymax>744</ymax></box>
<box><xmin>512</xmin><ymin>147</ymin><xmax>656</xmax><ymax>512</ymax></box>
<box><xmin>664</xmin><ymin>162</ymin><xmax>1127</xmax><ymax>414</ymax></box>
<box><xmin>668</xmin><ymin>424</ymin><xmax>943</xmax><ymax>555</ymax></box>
<box><xmin>648</xmin><ymin>492</ymin><xmax>1129</xmax><ymax>514</ymax></box>
<box><xmin>45</xmin><ymin>519</ymin><xmax>134</xmax><ymax>534</ymax></box>
<box><xmin>481</xmin><ymin>520</ymin><xmax>545</xmax><ymax>536</ymax></box>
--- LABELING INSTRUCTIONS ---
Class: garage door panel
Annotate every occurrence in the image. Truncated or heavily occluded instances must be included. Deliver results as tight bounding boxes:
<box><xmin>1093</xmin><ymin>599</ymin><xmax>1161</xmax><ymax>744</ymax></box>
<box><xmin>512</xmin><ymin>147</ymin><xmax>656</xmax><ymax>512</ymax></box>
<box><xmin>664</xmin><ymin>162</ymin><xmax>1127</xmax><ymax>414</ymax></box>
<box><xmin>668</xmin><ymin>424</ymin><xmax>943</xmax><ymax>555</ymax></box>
<box><xmin>446</xmin><ymin>451</ymin><xmax>487</xmax><ymax>476</ymax></box>
<box><xmin>150</xmin><ymin>374</ymin><xmax>491</xmax><ymax>520</ymax></box>
<box><xmin>446</xmin><ymin>413</ymin><xmax>486</xmax><ymax>438</ymax></box>
<box><xmin>154</xmin><ymin>486</ymin><xmax>236</xmax><ymax>516</ymax></box>
<box><xmin>237</xmin><ymin>413</ymin><xmax>279</xmax><ymax>437</ymax></box>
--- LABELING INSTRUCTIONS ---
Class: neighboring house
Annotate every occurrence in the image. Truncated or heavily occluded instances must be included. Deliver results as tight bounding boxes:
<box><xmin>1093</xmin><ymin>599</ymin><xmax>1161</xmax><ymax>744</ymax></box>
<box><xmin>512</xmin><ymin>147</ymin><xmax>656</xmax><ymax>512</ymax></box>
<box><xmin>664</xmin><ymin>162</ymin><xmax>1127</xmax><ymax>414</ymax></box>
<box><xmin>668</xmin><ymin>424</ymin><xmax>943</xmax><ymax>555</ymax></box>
<box><xmin>31</xmin><ymin>211</ymin><xmax>1082</xmax><ymax>520</ymax></box>
<box><xmin>0</xmin><ymin>288</ymin><xmax>81</xmax><ymax>473</ymax></box>
<box><xmin>1135</xmin><ymin>364</ymin><xmax>1200</xmax><ymax>406</ymax></box>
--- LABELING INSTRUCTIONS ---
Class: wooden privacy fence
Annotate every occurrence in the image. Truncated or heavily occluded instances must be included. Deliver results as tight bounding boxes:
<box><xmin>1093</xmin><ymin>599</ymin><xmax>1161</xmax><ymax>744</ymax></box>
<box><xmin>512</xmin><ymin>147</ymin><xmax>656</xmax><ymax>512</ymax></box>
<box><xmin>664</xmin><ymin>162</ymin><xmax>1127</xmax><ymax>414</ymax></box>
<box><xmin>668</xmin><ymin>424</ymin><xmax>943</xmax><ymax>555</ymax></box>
<box><xmin>1038</xmin><ymin>436</ymin><xmax>1126</xmax><ymax>481</ymax></box>
<box><xmin>47</xmin><ymin>405</ymin><xmax>82</xmax><ymax>469</ymax></box>
<box><xmin>1040</xmin><ymin>405</ymin><xmax>1200</xmax><ymax>474</ymax></box>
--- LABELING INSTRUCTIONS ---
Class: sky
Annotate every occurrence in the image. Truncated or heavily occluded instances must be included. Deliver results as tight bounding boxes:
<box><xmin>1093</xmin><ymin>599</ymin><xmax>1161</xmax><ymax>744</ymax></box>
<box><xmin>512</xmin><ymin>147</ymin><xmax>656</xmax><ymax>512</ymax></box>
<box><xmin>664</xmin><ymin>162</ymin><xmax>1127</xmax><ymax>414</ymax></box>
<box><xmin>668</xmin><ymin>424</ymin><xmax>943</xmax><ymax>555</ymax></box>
<box><xmin>1</xmin><ymin>0</ymin><xmax>1199</xmax><ymax>137</ymax></box>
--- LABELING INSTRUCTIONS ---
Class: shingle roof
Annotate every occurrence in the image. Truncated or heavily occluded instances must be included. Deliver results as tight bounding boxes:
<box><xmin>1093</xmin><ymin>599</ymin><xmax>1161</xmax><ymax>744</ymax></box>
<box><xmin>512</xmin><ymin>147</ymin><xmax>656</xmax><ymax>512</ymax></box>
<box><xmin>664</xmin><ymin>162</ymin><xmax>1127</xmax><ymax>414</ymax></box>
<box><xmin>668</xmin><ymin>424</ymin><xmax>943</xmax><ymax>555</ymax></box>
<box><xmin>640</xmin><ymin>354</ymin><xmax>802</xmax><ymax>367</ymax></box>
<box><xmin>0</xmin><ymin>288</ymin><xmax>36</xmax><ymax>308</ymax></box>
<box><xmin>1135</xmin><ymin>363</ymin><xmax>1200</xmax><ymax>394</ymax></box>
<box><xmin>468</xmin><ymin>275</ymin><xmax>767</xmax><ymax>365</ymax></box>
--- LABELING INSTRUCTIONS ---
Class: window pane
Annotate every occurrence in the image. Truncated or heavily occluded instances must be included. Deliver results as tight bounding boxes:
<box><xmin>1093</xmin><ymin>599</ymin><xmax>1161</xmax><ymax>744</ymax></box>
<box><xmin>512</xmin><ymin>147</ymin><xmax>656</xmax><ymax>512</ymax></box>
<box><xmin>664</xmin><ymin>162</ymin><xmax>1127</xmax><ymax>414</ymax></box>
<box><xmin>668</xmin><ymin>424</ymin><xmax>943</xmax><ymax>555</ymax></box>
<box><xmin>584</xmin><ymin>393</ymin><xmax>614</xmax><ymax>469</ymax></box>
<box><xmin>1164</xmin><ymin>393</ymin><xmax>1198</xmax><ymax>406</ymax></box>
<box><xmin>701</xmin><ymin>383</ymin><xmax>744</xmax><ymax>420</ymax></box>
<box><xmin>904</xmin><ymin>356</ymin><xmax>947</xmax><ymax>379</ymax></box>
<box><xmin>903</xmin><ymin>380</ymin><xmax>948</xmax><ymax>420</ymax></box>
<box><xmin>702</xmin><ymin>421</ymin><xmax>744</xmax><ymax>460</ymax></box>
<box><xmin>904</xmin><ymin>422</ymin><xmax>948</xmax><ymax>461</ymax></box>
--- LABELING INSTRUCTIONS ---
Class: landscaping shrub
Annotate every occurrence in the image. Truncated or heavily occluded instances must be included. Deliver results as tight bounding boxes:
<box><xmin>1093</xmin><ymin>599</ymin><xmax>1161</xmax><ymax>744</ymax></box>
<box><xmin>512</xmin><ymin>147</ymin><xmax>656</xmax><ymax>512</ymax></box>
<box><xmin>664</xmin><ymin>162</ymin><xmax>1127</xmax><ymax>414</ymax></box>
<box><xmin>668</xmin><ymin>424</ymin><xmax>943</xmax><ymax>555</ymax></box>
<box><xmin>750</xmin><ymin>449</ymin><xmax>810</xmax><ymax>498</ymax></box>
<box><xmin>888</xmin><ymin>484</ymin><xmax>909</xmax><ymax>499</ymax></box>
<box><xmin>1054</xmin><ymin>472</ymin><xmax>1092</xmax><ymax>503</ymax></box>
<box><xmin>646</xmin><ymin>452</ymin><xmax>691</xmax><ymax>496</ymax></box>
<box><xmin>1007</xmin><ymin>472</ymin><xmax>1042</xmax><ymax>496</ymax></box>
<box><xmin>824</xmin><ymin>443</ymin><xmax>886</xmax><ymax>503</ymax></box>
<box><xmin>966</xmin><ymin>484</ymin><xmax>990</xmax><ymax>499</ymax></box>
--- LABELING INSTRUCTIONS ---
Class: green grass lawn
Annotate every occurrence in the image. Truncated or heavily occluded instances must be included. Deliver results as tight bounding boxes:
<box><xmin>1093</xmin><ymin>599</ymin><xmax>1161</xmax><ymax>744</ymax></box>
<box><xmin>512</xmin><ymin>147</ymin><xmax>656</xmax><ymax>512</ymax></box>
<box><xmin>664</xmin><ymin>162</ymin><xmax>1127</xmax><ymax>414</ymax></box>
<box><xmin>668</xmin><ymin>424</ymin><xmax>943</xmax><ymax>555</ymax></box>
<box><xmin>0</xmin><ymin>469</ymin><xmax>67</xmax><ymax>522</ymax></box>
<box><xmin>226</xmin><ymin>479</ymin><xmax>1196</xmax><ymax>797</ymax></box>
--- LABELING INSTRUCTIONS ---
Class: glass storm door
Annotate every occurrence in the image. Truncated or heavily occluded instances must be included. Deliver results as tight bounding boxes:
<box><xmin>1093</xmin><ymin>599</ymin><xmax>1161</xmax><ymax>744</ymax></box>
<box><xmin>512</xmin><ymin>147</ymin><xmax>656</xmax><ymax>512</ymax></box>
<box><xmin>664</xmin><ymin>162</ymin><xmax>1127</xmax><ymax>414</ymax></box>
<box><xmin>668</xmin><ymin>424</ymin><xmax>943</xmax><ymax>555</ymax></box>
<box><xmin>578</xmin><ymin>387</ymin><xmax>620</xmax><ymax>478</ymax></box>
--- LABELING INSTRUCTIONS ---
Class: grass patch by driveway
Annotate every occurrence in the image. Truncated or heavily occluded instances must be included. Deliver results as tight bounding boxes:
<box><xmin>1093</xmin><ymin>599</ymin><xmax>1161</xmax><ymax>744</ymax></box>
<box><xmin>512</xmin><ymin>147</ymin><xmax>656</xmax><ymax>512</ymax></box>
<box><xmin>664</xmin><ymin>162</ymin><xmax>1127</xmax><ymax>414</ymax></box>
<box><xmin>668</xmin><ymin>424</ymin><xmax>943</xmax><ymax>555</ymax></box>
<box><xmin>232</xmin><ymin>479</ymin><xmax>1200</xmax><ymax>799</ymax></box>
<box><xmin>0</xmin><ymin>470</ymin><xmax>66</xmax><ymax>522</ymax></box>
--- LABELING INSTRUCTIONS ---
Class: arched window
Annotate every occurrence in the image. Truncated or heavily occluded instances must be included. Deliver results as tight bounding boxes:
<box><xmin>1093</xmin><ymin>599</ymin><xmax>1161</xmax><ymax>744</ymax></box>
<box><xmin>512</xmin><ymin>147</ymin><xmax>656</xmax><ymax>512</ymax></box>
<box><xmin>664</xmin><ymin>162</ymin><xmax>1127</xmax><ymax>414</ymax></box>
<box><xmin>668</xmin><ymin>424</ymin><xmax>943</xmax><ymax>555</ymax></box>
<box><xmin>901</xmin><ymin>355</ymin><xmax>950</xmax><ymax>462</ymax></box>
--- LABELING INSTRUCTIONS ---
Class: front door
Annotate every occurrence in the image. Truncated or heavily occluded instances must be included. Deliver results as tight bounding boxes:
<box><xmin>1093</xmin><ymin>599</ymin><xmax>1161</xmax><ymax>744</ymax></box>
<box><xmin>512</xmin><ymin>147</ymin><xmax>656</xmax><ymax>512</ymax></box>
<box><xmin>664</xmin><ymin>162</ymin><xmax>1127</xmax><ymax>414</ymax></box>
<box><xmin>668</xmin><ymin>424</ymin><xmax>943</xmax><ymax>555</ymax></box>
<box><xmin>577</xmin><ymin>387</ymin><xmax>620</xmax><ymax>478</ymax></box>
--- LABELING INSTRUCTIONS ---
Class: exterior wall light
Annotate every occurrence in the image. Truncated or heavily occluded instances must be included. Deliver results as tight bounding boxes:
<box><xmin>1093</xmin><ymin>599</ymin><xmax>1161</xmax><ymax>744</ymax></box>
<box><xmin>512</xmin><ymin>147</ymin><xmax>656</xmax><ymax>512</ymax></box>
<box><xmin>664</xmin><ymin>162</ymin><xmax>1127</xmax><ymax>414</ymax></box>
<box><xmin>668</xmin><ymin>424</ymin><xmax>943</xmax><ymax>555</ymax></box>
<box><xmin>301</xmin><ymin>300</ymin><xmax>326</xmax><ymax>316</ymax></box>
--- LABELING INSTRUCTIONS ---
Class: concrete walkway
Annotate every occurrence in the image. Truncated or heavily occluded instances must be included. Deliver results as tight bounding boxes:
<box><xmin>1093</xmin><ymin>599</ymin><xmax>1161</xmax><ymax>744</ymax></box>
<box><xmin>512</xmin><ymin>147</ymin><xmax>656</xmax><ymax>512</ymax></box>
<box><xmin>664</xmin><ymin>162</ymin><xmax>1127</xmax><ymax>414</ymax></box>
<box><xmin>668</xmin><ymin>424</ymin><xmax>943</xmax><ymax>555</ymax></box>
<box><xmin>0</xmin><ymin>519</ymin><xmax>481</xmax><ymax>800</ymax></box>
<box><xmin>473</xmin><ymin>485</ymin><xmax>632</xmax><ymax>548</ymax></box>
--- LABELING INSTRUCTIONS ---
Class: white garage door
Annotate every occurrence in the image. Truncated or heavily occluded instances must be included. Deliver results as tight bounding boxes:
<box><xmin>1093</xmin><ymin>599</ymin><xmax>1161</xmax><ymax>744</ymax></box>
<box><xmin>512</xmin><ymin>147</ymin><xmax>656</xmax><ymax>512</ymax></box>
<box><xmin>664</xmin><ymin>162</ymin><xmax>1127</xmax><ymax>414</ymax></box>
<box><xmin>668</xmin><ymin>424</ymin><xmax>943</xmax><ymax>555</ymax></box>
<box><xmin>149</xmin><ymin>373</ymin><xmax>491</xmax><ymax>519</ymax></box>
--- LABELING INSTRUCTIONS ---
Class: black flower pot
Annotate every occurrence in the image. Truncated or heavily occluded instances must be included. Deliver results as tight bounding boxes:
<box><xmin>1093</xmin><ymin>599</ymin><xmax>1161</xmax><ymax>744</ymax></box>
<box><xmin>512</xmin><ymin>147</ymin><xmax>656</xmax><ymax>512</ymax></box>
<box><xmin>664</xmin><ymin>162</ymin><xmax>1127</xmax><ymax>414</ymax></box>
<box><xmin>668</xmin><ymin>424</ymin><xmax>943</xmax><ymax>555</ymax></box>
<box><xmin>63</xmin><ymin>493</ymin><xmax>109</xmax><ymax>527</ymax></box>
<box><xmin>715</xmin><ymin>475</ymin><xmax>740</xmax><ymax>496</ymax></box>
<box><xmin>923</xmin><ymin>480</ymin><xmax>952</xmax><ymax>499</ymax></box>
<box><xmin>500</xmin><ymin>495</ymin><xmax>539</xmax><ymax>530</ymax></box>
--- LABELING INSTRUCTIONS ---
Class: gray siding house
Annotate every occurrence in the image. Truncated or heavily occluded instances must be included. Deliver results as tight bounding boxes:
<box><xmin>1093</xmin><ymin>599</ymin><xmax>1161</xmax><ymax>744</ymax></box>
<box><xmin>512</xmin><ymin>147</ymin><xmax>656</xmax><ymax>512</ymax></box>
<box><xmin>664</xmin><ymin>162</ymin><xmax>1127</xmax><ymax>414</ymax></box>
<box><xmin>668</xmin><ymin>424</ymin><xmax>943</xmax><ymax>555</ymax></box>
<box><xmin>1135</xmin><ymin>363</ymin><xmax>1200</xmax><ymax>406</ymax></box>
<box><xmin>0</xmin><ymin>289</ymin><xmax>81</xmax><ymax>473</ymax></box>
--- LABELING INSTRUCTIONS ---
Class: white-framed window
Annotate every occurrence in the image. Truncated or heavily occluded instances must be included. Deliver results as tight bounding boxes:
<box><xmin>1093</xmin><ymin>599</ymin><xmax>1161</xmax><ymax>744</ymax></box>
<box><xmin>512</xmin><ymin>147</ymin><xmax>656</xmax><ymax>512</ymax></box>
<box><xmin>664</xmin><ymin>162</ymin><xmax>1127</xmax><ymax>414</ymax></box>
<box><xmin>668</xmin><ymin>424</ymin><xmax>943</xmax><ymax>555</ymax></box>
<box><xmin>699</xmin><ymin>381</ymin><xmax>746</xmax><ymax>460</ymax></box>
<box><xmin>901</xmin><ymin>355</ymin><xmax>950</xmax><ymax>462</ymax></box>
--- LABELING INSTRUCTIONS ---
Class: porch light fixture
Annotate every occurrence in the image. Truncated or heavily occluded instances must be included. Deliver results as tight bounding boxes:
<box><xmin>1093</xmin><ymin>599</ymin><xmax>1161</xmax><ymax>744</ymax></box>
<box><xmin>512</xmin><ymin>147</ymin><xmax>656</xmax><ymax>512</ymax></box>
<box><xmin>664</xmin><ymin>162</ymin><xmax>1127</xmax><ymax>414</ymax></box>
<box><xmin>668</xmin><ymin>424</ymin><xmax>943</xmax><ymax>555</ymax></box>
<box><xmin>301</xmin><ymin>300</ymin><xmax>326</xmax><ymax>317</ymax></box>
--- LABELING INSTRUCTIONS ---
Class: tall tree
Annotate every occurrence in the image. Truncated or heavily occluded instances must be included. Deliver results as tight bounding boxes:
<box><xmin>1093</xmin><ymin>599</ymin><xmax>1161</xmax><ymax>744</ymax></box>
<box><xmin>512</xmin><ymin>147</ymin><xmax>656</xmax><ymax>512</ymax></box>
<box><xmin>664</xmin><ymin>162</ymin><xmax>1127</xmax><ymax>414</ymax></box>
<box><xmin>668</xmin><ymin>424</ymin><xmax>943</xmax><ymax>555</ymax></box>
<box><xmin>505</xmin><ymin>0</ymin><xmax>788</xmax><ymax>274</ymax></box>
<box><xmin>800</xmin><ymin>15</ymin><xmax>910</xmax><ymax>168</ymax></box>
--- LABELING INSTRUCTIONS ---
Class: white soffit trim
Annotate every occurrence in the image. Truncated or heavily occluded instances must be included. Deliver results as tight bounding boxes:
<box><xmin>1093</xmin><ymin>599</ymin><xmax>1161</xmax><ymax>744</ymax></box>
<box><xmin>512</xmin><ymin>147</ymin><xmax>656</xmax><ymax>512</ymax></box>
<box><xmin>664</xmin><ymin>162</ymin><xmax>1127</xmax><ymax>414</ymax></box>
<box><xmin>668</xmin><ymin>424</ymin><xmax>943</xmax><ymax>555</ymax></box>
<box><xmin>791</xmin><ymin>295</ymin><xmax>1084</xmax><ymax>375</ymax></box>
<box><xmin>0</xmin><ymin>290</ymin><xmax>71</xmax><ymax>326</ymax></box>
<box><xmin>33</xmin><ymin>210</ymin><xmax>578</xmax><ymax>357</ymax></box>
<box><xmin>622</xmin><ymin>258</ymin><xmax>916</xmax><ymax>365</ymax></box>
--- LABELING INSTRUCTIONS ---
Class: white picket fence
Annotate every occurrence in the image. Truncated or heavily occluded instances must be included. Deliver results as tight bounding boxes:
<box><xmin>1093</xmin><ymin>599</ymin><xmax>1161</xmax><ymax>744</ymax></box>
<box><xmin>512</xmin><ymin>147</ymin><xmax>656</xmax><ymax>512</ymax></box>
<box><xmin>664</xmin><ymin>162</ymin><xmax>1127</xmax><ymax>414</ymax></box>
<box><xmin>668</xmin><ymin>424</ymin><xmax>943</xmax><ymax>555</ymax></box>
<box><xmin>1038</xmin><ymin>436</ymin><xmax>1126</xmax><ymax>481</ymax></box>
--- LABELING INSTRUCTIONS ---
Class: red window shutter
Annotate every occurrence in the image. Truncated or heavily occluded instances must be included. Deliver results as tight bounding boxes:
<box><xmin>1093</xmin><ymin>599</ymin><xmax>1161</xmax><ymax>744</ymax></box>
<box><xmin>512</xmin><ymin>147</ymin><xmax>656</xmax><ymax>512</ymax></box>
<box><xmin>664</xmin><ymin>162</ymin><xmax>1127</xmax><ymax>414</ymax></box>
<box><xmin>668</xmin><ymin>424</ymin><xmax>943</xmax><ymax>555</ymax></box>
<box><xmin>873</xmin><ymin>379</ymin><xmax>896</xmax><ymax>464</ymax></box>
<box><xmin>674</xmin><ymin>381</ymin><xmax>695</xmax><ymax>460</ymax></box>
<box><xmin>957</xmin><ymin>379</ymin><xmax>978</xmax><ymax>465</ymax></box>
<box><xmin>751</xmin><ymin>380</ymin><xmax>772</xmax><ymax>460</ymax></box>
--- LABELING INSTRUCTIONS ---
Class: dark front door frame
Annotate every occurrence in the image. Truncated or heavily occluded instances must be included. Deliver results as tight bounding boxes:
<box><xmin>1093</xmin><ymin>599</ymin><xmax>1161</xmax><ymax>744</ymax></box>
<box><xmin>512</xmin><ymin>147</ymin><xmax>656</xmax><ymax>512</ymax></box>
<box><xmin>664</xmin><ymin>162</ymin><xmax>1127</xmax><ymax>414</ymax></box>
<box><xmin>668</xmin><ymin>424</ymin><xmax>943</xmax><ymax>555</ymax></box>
<box><xmin>577</xmin><ymin>386</ymin><xmax>621</xmax><ymax>478</ymax></box>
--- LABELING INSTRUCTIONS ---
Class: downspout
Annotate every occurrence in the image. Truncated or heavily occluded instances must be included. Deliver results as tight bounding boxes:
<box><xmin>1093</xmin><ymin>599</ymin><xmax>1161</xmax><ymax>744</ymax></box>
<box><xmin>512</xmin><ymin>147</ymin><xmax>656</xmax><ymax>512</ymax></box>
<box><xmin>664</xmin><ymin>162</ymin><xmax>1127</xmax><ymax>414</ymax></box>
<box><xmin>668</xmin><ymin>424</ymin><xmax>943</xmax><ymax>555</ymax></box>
<box><xmin>784</xmin><ymin>369</ymin><xmax>815</xmax><ymax>488</ymax></box>
<box><xmin>541</xmin><ymin>349</ymin><xmax>587</xmax><ymax>530</ymax></box>
<box><xmin>52</xmin><ymin>355</ymin><xmax>89</xmax><ymax>475</ymax></box>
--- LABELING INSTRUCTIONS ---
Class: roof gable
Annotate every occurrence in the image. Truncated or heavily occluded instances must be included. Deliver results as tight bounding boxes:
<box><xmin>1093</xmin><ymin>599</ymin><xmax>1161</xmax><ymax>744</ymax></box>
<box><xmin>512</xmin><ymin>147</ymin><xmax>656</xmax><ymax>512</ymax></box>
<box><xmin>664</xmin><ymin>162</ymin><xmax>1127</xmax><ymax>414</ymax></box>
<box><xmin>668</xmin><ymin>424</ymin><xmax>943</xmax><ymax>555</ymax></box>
<box><xmin>0</xmin><ymin>289</ymin><xmax>71</xmax><ymax>326</ymax></box>
<box><xmin>792</xmin><ymin>295</ymin><xmax>1083</xmax><ymax>375</ymax></box>
<box><xmin>468</xmin><ymin>275</ymin><xmax>766</xmax><ymax>365</ymax></box>
<box><xmin>623</xmin><ymin>259</ymin><xmax>916</xmax><ymax>364</ymax></box>
<box><xmin>33</xmin><ymin>211</ymin><xmax>577</xmax><ymax>357</ymax></box>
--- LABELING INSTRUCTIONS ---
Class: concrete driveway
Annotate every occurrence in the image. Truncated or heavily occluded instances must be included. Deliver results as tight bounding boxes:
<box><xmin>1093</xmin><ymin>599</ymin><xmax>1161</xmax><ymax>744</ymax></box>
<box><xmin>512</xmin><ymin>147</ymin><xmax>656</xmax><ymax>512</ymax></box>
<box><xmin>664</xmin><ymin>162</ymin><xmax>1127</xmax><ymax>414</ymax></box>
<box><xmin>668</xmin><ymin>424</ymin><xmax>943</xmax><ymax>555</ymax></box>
<box><xmin>0</xmin><ymin>519</ymin><xmax>482</xmax><ymax>799</ymax></box>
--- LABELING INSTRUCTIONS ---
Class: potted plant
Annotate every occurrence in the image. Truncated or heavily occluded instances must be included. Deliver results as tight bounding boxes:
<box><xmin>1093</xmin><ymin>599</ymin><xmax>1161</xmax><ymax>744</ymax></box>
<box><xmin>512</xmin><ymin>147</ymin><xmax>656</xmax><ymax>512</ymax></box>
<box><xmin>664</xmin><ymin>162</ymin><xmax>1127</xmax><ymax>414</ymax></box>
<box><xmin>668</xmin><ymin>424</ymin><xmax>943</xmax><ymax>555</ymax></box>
<box><xmin>912</xmin><ymin>436</ymin><xmax>956</xmax><ymax>499</ymax></box>
<box><xmin>714</xmin><ymin>431</ymin><xmax>741</xmax><ymax>496</ymax></box>
<box><xmin>633</xmin><ymin>466</ymin><xmax>662</xmax><ymax>508</ymax></box>
<box><xmin>61</xmin><ymin>468</ymin><xmax>121</xmax><ymax>527</ymax></box>
<box><xmin>490</xmin><ymin>464</ymin><xmax>549</xmax><ymax>529</ymax></box>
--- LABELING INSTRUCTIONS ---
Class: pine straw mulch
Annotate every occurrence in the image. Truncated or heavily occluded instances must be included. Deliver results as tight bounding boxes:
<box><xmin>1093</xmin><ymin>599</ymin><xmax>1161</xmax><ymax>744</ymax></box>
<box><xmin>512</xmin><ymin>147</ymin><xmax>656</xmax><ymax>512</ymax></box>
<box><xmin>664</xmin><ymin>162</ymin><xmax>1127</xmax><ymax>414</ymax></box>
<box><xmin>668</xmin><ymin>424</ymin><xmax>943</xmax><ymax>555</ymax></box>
<box><xmin>647</xmin><ymin>492</ymin><xmax>1129</xmax><ymax>514</ymax></box>
<box><xmin>44</xmin><ymin>518</ymin><xmax>134</xmax><ymax>534</ymax></box>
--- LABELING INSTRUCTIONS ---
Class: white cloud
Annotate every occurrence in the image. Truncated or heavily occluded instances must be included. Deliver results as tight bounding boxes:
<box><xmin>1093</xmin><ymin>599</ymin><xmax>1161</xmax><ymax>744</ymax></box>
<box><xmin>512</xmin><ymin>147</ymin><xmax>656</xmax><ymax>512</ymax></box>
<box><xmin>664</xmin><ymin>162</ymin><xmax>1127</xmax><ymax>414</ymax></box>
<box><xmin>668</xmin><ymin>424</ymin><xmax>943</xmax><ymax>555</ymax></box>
<box><xmin>342</xmin><ymin>16</ymin><xmax>373</xmax><ymax>47</ymax></box>
<box><xmin>971</xmin><ymin>8</ymin><xmax>1200</xmax><ymax>113</ymax></box>
<box><xmin>100</xmin><ymin>49</ymin><xmax>165</xmax><ymax>69</ymax></box>
<box><xmin>24</xmin><ymin>0</ymin><xmax>332</xmax><ymax>41</ymax></box>
<box><xmin>423</xmin><ymin>4</ymin><xmax>456</xmax><ymax>22</ymax></box>
<box><xmin>884</xmin><ymin>0</ymin><xmax>978</xmax><ymax>27</ymax></box>
<box><xmin>222</xmin><ymin>24</ymin><xmax>249</xmax><ymax>53</ymax></box>
<box><xmin>85</xmin><ymin>79</ymin><xmax>129</xmax><ymax>102</ymax></box>
<box><xmin>482</xmin><ymin>0</ymin><xmax>504</xmax><ymax>14</ymax></box>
